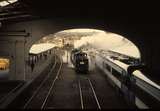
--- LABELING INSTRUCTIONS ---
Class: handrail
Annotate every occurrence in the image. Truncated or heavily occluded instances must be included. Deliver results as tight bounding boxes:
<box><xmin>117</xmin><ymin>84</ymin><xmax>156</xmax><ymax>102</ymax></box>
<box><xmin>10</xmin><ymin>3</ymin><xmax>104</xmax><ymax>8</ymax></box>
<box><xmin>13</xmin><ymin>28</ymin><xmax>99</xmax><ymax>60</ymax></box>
<box><xmin>133</xmin><ymin>70</ymin><xmax>160</xmax><ymax>101</ymax></box>
<box><xmin>133</xmin><ymin>70</ymin><xmax>160</xmax><ymax>90</ymax></box>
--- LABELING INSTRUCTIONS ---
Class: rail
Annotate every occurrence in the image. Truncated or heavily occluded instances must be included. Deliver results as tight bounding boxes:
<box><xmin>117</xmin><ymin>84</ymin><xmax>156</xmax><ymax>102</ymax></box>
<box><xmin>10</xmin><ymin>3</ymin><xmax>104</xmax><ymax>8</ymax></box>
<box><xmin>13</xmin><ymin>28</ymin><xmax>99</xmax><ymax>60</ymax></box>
<box><xmin>41</xmin><ymin>56</ymin><xmax>63</xmax><ymax>109</ymax></box>
<box><xmin>0</xmin><ymin>54</ymin><xmax>56</xmax><ymax>109</ymax></box>
<box><xmin>78</xmin><ymin>77</ymin><xmax>101</xmax><ymax>109</ymax></box>
<box><xmin>23</xmin><ymin>55</ymin><xmax>57</xmax><ymax>108</ymax></box>
<box><xmin>133</xmin><ymin>70</ymin><xmax>160</xmax><ymax>99</ymax></box>
<box><xmin>0</xmin><ymin>82</ymin><xmax>24</xmax><ymax>104</ymax></box>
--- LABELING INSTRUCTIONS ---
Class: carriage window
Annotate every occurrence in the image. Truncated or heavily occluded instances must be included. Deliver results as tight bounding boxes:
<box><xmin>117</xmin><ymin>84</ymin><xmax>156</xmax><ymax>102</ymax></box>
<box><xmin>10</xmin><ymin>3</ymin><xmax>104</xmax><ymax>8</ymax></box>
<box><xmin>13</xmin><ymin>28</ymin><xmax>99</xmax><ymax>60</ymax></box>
<box><xmin>105</xmin><ymin>63</ymin><xmax>111</xmax><ymax>72</ymax></box>
<box><xmin>112</xmin><ymin>68</ymin><xmax>122</xmax><ymax>82</ymax></box>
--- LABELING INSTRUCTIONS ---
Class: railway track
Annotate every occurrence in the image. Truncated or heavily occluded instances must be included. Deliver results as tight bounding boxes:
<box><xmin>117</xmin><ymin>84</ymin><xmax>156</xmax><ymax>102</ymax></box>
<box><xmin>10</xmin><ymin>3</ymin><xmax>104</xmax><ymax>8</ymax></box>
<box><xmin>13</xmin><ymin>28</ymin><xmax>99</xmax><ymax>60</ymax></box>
<box><xmin>3</xmin><ymin>53</ymin><xmax>129</xmax><ymax>109</ymax></box>
<box><xmin>24</xmin><ymin>56</ymin><xmax>63</xmax><ymax>109</ymax></box>
<box><xmin>78</xmin><ymin>76</ymin><xmax>101</xmax><ymax>109</ymax></box>
<box><xmin>2</xmin><ymin>55</ymin><xmax>57</xmax><ymax>108</ymax></box>
<box><xmin>0</xmin><ymin>81</ymin><xmax>24</xmax><ymax>104</ymax></box>
<box><xmin>39</xmin><ymin>66</ymin><xmax>100</xmax><ymax>109</ymax></box>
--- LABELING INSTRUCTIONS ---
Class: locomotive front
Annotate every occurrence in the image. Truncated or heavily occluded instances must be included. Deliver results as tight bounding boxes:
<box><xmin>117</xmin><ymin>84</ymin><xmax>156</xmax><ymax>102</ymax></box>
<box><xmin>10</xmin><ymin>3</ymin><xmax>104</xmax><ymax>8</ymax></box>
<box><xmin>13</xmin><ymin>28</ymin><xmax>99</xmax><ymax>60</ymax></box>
<box><xmin>71</xmin><ymin>49</ymin><xmax>89</xmax><ymax>73</ymax></box>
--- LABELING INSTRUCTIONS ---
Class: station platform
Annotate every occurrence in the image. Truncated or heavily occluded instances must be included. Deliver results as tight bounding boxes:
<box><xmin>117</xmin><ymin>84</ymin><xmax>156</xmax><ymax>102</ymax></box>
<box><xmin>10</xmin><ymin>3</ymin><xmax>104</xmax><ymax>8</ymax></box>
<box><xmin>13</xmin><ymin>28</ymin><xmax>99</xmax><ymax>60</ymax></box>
<box><xmin>26</xmin><ymin>53</ymin><xmax>55</xmax><ymax>81</ymax></box>
<box><xmin>0</xmin><ymin>52</ymin><xmax>55</xmax><ymax>107</ymax></box>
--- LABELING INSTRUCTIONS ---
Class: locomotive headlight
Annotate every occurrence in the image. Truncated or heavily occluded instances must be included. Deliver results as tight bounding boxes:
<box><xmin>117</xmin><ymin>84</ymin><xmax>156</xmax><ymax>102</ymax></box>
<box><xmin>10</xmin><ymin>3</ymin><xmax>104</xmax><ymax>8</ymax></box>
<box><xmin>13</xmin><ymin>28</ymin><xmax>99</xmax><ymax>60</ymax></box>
<box><xmin>80</xmin><ymin>62</ymin><xmax>84</xmax><ymax>64</ymax></box>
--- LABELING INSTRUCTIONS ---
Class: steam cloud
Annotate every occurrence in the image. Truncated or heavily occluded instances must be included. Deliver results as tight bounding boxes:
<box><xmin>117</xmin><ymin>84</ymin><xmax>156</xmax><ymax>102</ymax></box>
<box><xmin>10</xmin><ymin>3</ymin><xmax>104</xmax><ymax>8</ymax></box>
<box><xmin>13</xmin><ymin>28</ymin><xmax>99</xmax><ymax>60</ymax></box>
<box><xmin>74</xmin><ymin>32</ymin><xmax>140</xmax><ymax>58</ymax></box>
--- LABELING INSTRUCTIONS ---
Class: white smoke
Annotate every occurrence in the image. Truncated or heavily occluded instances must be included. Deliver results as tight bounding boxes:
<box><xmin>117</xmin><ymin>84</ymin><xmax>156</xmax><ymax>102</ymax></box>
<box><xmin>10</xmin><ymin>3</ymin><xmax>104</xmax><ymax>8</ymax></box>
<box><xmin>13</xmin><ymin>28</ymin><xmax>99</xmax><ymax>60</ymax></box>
<box><xmin>74</xmin><ymin>32</ymin><xmax>140</xmax><ymax>59</ymax></box>
<box><xmin>62</xmin><ymin>50</ymin><xmax>74</xmax><ymax>68</ymax></box>
<box><xmin>74</xmin><ymin>32</ymin><xmax>125</xmax><ymax>49</ymax></box>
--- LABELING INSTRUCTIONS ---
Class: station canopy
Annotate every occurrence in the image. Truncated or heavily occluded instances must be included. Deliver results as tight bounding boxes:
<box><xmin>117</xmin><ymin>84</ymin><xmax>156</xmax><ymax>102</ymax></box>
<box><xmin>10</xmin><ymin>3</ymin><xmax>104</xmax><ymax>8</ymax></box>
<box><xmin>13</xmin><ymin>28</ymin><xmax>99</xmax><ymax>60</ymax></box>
<box><xmin>29</xmin><ymin>43</ymin><xmax>55</xmax><ymax>55</ymax></box>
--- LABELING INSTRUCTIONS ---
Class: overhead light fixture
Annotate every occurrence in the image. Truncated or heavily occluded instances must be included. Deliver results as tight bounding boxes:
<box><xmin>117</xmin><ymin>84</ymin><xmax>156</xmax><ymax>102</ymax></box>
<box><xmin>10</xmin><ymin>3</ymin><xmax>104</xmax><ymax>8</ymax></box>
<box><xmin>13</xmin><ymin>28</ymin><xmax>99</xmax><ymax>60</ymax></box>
<box><xmin>7</xmin><ymin>0</ymin><xmax>18</xmax><ymax>4</ymax></box>
<box><xmin>0</xmin><ymin>1</ymin><xmax>9</xmax><ymax>7</ymax></box>
<box><xmin>0</xmin><ymin>0</ymin><xmax>17</xmax><ymax>7</ymax></box>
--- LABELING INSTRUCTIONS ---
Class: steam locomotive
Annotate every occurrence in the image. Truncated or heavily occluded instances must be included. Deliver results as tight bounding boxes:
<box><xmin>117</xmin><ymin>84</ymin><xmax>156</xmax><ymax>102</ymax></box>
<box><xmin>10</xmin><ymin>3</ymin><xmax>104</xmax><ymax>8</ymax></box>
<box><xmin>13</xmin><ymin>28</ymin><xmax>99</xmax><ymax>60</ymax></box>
<box><xmin>71</xmin><ymin>49</ymin><xmax>89</xmax><ymax>73</ymax></box>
